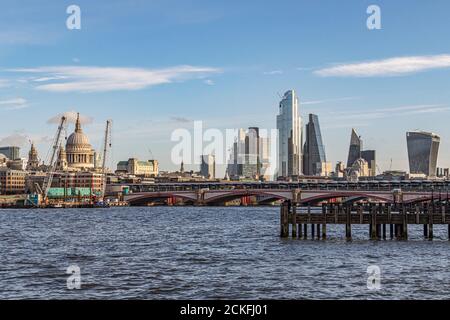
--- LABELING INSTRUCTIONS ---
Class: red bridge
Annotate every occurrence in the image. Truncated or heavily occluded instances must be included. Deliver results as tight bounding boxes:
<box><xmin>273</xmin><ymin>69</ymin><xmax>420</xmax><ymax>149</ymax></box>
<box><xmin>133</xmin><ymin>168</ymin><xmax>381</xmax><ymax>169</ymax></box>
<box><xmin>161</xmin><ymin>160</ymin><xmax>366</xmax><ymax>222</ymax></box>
<box><xmin>124</xmin><ymin>189</ymin><xmax>447</xmax><ymax>206</ymax></box>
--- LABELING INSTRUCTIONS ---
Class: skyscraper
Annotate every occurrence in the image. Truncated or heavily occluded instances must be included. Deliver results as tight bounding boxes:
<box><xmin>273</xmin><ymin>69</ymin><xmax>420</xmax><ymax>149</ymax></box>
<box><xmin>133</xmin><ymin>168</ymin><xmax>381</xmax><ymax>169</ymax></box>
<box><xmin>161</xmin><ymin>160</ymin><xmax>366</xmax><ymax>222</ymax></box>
<box><xmin>347</xmin><ymin>129</ymin><xmax>362</xmax><ymax>168</ymax></box>
<box><xmin>276</xmin><ymin>90</ymin><xmax>302</xmax><ymax>177</ymax></box>
<box><xmin>406</xmin><ymin>131</ymin><xmax>440</xmax><ymax>177</ymax></box>
<box><xmin>361</xmin><ymin>150</ymin><xmax>376</xmax><ymax>176</ymax></box>
<box><xmin>0</xmin><ymin>146</ymin><xmax>20</xmax><ymax>160</ymax></box>
<box><xmin>200</xmin><ymin>154</ymin><xmax>216</xmax><ymax>179</ymax></box>
<box><xmin>303</xmin><ymin>114</ymin><xmax>327</xmax><ymax>176</ymax></box>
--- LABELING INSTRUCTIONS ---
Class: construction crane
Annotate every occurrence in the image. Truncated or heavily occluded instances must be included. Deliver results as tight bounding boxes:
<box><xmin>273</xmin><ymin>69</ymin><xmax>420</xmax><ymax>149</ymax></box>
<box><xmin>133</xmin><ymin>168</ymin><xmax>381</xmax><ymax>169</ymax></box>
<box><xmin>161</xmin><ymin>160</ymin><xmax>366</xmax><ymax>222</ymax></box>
<box><xmin>100</xmin><ymin>120</ymin><xmax>112</xmax><ymax>201</ymax></box>
<box><xmin>42</xmin><ymin>116</ymin><xmax>67</xmax><ymax>203</ymax></box>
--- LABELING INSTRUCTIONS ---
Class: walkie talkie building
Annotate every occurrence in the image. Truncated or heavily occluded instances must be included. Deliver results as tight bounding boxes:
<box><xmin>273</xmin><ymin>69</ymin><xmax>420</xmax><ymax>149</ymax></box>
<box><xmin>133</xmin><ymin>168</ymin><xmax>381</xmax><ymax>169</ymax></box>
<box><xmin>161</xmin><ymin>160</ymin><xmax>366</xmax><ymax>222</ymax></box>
<box><xmin>406</xmin><ymin>131</ymin><xmax>440</xmax><ymax>177</ymax></box>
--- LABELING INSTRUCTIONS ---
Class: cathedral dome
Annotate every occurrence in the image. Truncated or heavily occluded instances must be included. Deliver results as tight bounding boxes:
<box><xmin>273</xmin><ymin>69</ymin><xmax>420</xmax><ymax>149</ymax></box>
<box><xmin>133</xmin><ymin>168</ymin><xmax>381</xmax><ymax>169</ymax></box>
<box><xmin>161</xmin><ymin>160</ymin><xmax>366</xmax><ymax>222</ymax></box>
<box><xmin>66</xmin><ymin>114</ymin><xmax>91</xmax><ymax>148</ymax></box>
<box><xmin>67</xmin><ymin>131</ymin><xmax>90</xmax><ymax>147</ymax></box>
<box><xmin>65</xmin><ymin>113</ymin><xmax>95</xmax><ymax>170</ymax></box>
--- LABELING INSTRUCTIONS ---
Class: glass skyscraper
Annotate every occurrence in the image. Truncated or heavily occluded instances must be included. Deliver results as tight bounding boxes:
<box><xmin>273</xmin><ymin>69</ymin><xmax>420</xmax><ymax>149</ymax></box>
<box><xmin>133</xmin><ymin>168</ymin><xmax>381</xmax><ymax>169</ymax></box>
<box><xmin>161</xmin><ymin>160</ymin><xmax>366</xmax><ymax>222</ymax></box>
<box><xmin>406</xmin><ymin>131</ymin><xmax>440</xmax><ymax>177</ymax></box>
<box><xmin>303</xmin><ymin>114</ymin><xmax>326</xmax><ymax>176</ymax></box>
<box><xmin>347</xmin><ymin>128</ymin><xmax>362</xmax><ymax>168</ymax></box>
<box><xmin>276</xmin><ymin>90</ymin><xmax>302</xmax><ymax>177</ymax></box>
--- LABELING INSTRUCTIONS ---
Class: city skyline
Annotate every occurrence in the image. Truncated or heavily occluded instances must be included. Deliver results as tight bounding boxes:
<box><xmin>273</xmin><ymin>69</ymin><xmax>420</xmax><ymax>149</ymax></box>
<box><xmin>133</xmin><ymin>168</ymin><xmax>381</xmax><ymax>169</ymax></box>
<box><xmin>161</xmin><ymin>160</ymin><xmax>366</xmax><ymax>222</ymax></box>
<box><xmin>1</xmin><ymin>0</ymin><xmax>450</xmax><ymax>176</ymax></box>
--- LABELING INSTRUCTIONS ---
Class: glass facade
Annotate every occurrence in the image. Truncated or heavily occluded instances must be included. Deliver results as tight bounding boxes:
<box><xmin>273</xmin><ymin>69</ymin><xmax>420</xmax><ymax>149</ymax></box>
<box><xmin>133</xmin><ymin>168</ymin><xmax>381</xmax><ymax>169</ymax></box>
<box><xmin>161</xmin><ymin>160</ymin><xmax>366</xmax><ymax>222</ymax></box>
<box><xmin>347</xmin><ymin>129</ymin><xmax>362</xmax><ymax>168</ymax></box>
<box><xmin>276</xmin><ymin>90</ymin><xmax>302</xmax><ymax>177</ymax></box>
<box><xmin>407</xmin><ymin>131</ymin><xmax>440</xmax><ymax>177</ymax></box>
<box><xmin>303</xmin><ymin>114</ymin><xmax>326</xmax><ymax>176</ymax></box>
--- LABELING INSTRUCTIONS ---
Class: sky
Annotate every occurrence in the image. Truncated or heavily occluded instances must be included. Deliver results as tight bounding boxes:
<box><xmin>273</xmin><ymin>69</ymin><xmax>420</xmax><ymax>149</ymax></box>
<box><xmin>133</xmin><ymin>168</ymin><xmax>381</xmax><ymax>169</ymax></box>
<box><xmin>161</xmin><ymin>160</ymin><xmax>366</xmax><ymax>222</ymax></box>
<box><xmin>1</xmin><ymin>0</ymin><xmax>450</xmax><ymax>176</ymax></box>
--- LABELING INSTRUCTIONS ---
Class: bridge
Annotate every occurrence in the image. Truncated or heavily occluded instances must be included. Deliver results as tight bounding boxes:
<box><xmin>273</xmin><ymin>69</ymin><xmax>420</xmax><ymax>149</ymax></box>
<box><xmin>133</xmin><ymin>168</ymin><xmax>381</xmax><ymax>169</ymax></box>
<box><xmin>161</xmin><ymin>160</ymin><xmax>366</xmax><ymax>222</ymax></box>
<box><xmin>124</xmin><ymin>188</ymin><xmax>449</xmax><ymax>206</ymax></box>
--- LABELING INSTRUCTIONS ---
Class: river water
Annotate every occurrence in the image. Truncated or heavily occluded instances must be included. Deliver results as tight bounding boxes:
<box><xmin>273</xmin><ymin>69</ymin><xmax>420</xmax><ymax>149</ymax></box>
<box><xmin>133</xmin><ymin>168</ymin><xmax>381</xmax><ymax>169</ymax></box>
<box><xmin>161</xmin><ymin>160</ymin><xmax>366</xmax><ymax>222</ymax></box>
<box><xmin>1</xmin><ymin>206</ymin><xmax>450</xmax><ymax>299</ymax></box>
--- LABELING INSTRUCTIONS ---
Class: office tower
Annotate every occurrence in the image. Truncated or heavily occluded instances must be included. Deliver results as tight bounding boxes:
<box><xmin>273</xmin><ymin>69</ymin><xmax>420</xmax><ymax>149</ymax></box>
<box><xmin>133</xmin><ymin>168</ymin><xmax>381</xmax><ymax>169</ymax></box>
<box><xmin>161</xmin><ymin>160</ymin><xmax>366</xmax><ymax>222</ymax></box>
<box><xmin>406</xmin><ymin>131</ymin><xmax>440</xmax><ymax>177</ymax></box>
<box><xmin>227</xmin><ymin>127</ymin><xmax>271</xmax><ymax>180</ymax></box>
<box><xmin>347</xmin><ymin>129</ymin><xmax>362</xmax><ymax>168</ymax></box>
<box><xmin>361</xmin><ymin>150</ymin><xmax>376</xmax><ymax>176</ymax></box>
<box><xmin>303</xmin><ymin>114</ymin><xmax>327</xmax><ymax>176</ymax></box>
<box><xmin>276</xmin><ymin>90</ymin><xmax>302</xmax><ymax>177</ymax></box>
<box><xmin>200</xmin><ymin>154</ymin><xmax>216</xmax><ymax>179</ymax></box>
<box><xmin>0</xmin><ymin>146</ymin><xmax>20</xmax><ymax>160</ymax></box>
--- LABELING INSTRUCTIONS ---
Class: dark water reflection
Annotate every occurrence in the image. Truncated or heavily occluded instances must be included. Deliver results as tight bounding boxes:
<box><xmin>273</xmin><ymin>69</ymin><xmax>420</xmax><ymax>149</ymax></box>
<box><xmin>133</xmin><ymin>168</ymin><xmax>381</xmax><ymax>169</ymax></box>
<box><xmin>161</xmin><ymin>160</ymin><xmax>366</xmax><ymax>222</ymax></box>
<box><xmin>1</xmin><ymin>207</ymin><xmax>450</xmax><ymax>299</ymax></box>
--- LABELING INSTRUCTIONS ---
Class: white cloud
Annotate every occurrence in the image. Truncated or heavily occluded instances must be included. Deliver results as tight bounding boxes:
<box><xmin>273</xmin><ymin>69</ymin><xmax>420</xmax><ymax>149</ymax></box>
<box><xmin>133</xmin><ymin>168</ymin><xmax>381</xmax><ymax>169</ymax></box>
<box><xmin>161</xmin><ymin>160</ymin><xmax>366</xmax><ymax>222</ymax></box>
<box><xmin>302</xmin><ymin>96</ymin><xmax>360</xmax><ymax>106</ymax></box>
<box><xmin>0</xmin><ymin>80</ymin><xmax>10</xmax><ymax>88</ymax></box>
<box><xmin>0</xmin><ymin>97</ymin><xmax>28</xmax><ymax>110</ymax></box>
<box><xmin>314</xmin><ymin>54</ymin><xmax>450</xmax><ymax>77</ymax></box>
<box><xmin>204</xmin><ymin>79</ymin><xmax>215</xmax><ymax>86</ymax></box>
<box><xmin>47</xmin><ymin>111</ymin><xmax>93</xmax><ymax>125</ymax></box>
<box><xmin>263</xmin><ymin>70</ymin><xmax>283</xmax><ymax>75</ymax></box>
<box><xmin>328</xmin><ymin>104</ymin><xmax>449</xmax><ymax>122</ymax></box>
<box><xmin>10</xmin><ymin>65</ymin><xmax>222</xmax><ymax>93</ymax></box>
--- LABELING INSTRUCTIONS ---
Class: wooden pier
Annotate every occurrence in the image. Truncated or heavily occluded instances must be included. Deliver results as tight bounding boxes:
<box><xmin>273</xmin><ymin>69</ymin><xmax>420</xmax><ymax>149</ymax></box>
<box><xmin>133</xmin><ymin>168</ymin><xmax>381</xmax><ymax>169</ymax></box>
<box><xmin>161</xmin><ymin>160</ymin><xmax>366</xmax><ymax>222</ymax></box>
<box><xmin>280</xmin><ymin>201</ymin><xmax>450</xmax><ymax>240</ymax></box>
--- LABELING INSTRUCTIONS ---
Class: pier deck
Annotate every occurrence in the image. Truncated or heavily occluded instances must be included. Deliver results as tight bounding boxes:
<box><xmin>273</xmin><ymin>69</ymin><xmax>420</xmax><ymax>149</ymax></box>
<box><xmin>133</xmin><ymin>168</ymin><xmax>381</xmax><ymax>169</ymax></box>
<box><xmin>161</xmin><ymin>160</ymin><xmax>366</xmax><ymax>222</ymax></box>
<box><xmin>280</xmin><ymin>202</ymin><xmax>450</xmax><ymax>240</ymax></box>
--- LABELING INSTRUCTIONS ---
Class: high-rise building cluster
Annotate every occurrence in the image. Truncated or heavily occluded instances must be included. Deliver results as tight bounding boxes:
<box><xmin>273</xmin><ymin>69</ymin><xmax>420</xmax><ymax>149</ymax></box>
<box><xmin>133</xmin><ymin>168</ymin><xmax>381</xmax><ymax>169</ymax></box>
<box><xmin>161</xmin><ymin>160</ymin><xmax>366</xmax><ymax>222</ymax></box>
<box><xmin>226</xmin><ymin>127</ymin><xmax>271</xmax><ymax>181</ymax></box>
<box><xmin>273</xmin><ymin>89</ymin><xmax>445</xmax><ymax>181</ymax></box>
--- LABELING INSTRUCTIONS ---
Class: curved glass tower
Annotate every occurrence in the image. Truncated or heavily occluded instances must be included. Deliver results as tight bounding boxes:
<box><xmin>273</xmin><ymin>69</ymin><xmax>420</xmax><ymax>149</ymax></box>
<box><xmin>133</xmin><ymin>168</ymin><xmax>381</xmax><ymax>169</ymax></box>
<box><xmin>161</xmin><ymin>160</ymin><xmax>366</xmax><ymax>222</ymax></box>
<box><xmin>303</xmin><ymin>114</ymin><xmax>326</xmax><ymax>176</ymax></box>
<box><xmin>276</xmin><ymin>90</ymin><xmax>302</xmax><ymax>178</ymax></box>
<box><xmin>406</xmin><ymin>131</ymin><xmax>440</xmax><ymax>177</ymax></box>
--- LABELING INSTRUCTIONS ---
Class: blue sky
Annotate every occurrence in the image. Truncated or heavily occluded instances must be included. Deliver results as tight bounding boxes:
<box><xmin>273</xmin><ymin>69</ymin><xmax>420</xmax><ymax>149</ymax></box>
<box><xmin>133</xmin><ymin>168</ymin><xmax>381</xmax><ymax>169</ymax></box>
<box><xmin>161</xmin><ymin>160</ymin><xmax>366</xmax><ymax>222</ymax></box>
<box><xmin>1</xmin><ymin>0</ymin><xmax>450</xmax><ymax>175</ymax></box>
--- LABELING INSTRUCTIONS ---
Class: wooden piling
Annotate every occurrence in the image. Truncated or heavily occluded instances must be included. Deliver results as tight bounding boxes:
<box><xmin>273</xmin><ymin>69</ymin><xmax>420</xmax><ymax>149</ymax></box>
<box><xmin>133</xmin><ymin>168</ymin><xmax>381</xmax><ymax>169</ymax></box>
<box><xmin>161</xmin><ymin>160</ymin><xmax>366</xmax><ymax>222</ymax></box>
<box><xmin>429</xmin><ymin>204</ymin><xmax>434</xmax><ymax>240</ymax></box>
<box><xmin>322</xmin><ymin>205</ymin><xmax>327</xmax><ymax>240</ymax></box>
<box><xmin>311</xmin><ymin>223</ymin><xmax>315</xmax><ymax>238</ymax></box>
<box><xmin>292</xmin><ymin>204</ymin><xmax>297</xmax><ymax>238</ymax></box>
<box><xmin>303</xmin><ymin>224</ymin><xmax>307</xmax><ymax>240</ymax></box>
<box><xmin>370</xmin><ymin>205</ymin><xmax>377</xmax><ymax>240</ymax></box>
<box><xmin>382</xmin><ymin>224</ymin><xmax>386</xmax><ymax>240</ymax></box>
<box><xmin>346</xmin><ymin>206</ymin><xmax>352</xmax><ymax>240</ymax></box>
<box><xmin>390</xmin><ymin>224</ymin><xmax>394</xmax><ymax>239</ymax></box>
<box><xmin>316</xmin><ymin>224</ymin><xmax>320</xmax><ymax>239</ymax></box>
<box><xmin>280</xmin><ymin>203</ymin><xmax>289</xmax><ymax>238</ymax></box>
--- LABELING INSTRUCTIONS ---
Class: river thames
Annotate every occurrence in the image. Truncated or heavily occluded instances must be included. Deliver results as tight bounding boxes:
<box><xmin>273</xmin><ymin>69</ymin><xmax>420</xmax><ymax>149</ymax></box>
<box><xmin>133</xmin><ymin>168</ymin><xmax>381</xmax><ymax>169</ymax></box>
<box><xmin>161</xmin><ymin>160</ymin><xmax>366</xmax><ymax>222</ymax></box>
<box><xmin>1</xmin><ymin>206</ymin><xmax>450</xmax><ymax>299</ymax></box>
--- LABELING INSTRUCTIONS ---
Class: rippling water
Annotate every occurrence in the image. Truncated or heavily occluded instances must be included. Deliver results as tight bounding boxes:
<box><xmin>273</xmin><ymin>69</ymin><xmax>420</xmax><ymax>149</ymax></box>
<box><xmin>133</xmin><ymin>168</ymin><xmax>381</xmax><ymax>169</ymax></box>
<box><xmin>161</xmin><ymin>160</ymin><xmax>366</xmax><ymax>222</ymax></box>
<box><xmin>1</xmin><ymin>206</ymin><xmax>450</xmax><ymax>299</ymax></box>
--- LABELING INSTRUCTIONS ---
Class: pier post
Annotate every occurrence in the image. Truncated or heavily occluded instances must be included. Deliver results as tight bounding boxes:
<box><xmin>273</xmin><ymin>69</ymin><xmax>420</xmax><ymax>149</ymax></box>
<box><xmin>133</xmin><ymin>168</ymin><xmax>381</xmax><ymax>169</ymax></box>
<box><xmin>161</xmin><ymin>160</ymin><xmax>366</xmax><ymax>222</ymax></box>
<box><xmin>382</xmin><ymin>224</ymin><xmax>386</xmax><ymax>240</ymax></box>
<box><xmin>311</xmin><ymin>223</ymin><xmax>315</xmax><ymax>239</ymax></box>
<box><xmin>316</xmin><ymin>224</ymin><xmax>320</xmax><ymax>239</ymax></box>
<box><xmin>370</xmin><ymin>205</ymin><xmax>377</xmax><ymax>240</ymax></box>
<box><xmin>322</xmin><ymin>204</ymin><xmax>327</xmax><ymax>240</ymax></box>
<box><xmin>298</xmin><ymin>223</ymin><xmax>302</xmax><ymax>239</ymax></box>
<box><xmin>428</xmin><ymin>204</ymin><xmax>434</xmax><ymax>240</ymax></box>
<box><xmin>280</xmin><ymin>202</ymin><xmax>289</xmax><ymax>238</ymax></box>
<box><xmin>303</xmin><ymin>224</ymin><xmax>307</xmax><ymax>240</ymax></box>
<box><xmin>402</xmin><ymin>205</ymin><xmax>408</xmax><ymax>240</ymax></box>
<box><xmin>345</xmin><ymin>205</ymin><xmax>352</xmax><ymax>241</ymax></box>
<box><xmin>424</xmin><ymin>224</ymin><xmax>428</xmax><ymax>239</ymax></box>
<box><xmin>292</xmin><ymin>204</ymin><xmax>297</xmax><ymax>238</ymax></box>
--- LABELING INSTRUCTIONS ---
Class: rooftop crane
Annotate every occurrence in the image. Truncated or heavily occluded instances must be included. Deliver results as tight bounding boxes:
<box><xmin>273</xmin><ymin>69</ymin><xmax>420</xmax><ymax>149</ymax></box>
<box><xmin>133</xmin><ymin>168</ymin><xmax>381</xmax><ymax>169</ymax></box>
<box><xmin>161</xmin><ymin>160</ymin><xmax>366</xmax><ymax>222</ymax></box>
<box><xmin>100</xmin><ymin>119</ymin><xmax>112</xmax><ymax>201</ymax></box>
<box><xmin>42</xmin><ymin>116</ymin><xmax>67</xmax><ymax>203</ymax></box>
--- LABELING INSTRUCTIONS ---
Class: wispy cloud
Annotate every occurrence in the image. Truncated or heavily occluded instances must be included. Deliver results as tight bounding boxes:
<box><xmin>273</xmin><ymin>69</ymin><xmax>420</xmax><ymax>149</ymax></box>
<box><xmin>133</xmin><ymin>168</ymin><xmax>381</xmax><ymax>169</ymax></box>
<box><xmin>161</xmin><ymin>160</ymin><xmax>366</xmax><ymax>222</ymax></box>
<box><xmin>302</xmin><ymin>96</ymin><xmax>360</xmax><ymax>106</ymax></box>
<box><xmin>170</xmin><ymin>116</ymin><xmax>191</xmax><ymax>123</ymax></box>
<box><xmin>204</xmin><ymin>79</ymin><xmax>215</xmax><ymax>86</ymax></box>
<box><xmin>9</xmin><ymin>65</ymin><xmax>222</xmax><ymax>93</ymax></box>
<box><xmin>0</xmin><ymin>132</ymin><xmax>29</xmax><ymax>147</ymax></box>
<box><xmin>314</xmin><ymin>54</ymin><xmax>450</xmax><ymax>77</ymax></box>
<box><xmin>0</xmin><ymin>97</ymin><xmax>28</xmax><ymax>110</ymax></box>
<box><xmin>328</xmin><ymin>104</ymin><xmax>449</xmax><ymax>121</ymax></box>
<box><xmin>263</xmin><ymin>70</ymin><xmax>283</xmax><ymax>75</ymax></box>
<box><xmin>0</xmin><ymin>80</ymin><xmax>10</xmax><ymax>88</ymax></box>
<box><xmin>47</xmin><ymin>111</ymin><xmax>93</xmax><ymax>125</ymax></box>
